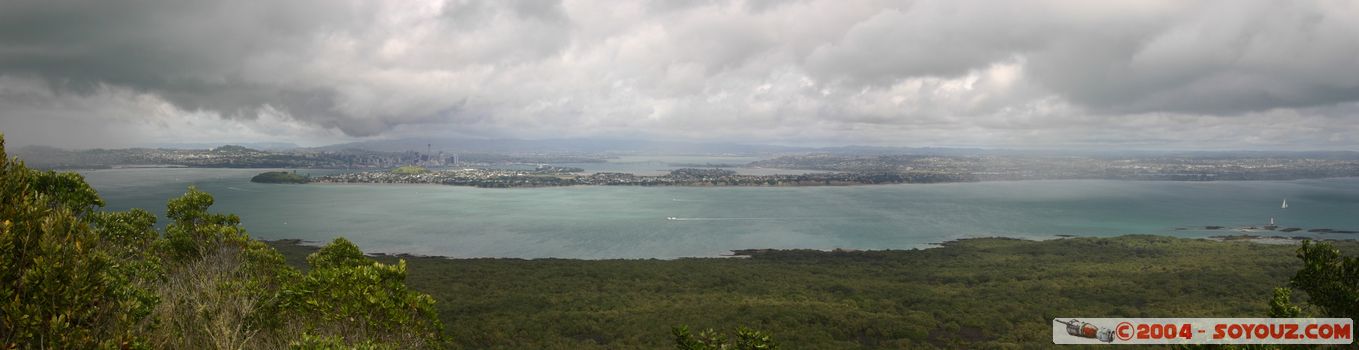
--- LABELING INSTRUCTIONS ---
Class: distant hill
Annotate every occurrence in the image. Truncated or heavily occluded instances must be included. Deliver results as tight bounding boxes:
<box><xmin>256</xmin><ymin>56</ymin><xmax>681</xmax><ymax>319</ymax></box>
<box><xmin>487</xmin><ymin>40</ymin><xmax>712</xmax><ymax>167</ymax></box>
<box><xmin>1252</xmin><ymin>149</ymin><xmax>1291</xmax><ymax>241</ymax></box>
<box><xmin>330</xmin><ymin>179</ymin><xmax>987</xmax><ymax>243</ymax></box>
<box><xmin>211</xmin><ymin>145</ymin><xmax>262</xmax><ymax>154</ymax></box>
<box><xmin>310</xmin><ymin>137</ymin><xmax>811</xmax><ymax>155</ymax></box>
<box><xmin>146</xmin><ymin>142</ymin><xmax>300</xmax><ymax>151</ymax></box>
<box><xmin>313</xmin><ymin>137</ymin><xmax>1359</xmax><ymax>159</ymax></box>
<box><xmin>15</xmin><ymin>137</ymin><xmax>1359</xmax><ymax>165</ymax></box>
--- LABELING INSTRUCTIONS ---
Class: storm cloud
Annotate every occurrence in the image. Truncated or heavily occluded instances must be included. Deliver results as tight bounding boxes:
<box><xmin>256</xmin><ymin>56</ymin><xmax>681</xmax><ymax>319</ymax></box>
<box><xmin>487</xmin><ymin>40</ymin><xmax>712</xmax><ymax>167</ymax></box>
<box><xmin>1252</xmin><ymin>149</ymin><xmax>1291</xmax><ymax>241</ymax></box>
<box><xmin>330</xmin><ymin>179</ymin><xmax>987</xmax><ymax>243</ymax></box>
<box><xmin>1</xmin><ymin>0</ymin><xmax>1358</xmax><ymax>149</ymax></box>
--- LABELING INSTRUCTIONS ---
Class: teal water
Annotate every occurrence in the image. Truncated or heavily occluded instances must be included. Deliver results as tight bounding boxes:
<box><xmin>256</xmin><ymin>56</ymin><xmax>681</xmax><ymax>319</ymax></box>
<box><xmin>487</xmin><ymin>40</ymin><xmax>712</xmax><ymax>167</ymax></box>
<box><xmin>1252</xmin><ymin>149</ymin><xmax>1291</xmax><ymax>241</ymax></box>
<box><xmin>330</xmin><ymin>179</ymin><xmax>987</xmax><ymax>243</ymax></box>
<box><xmin>79</xmin><ymin>168</ymin><xmax>1359</xmax><ymax>259</ymax></box>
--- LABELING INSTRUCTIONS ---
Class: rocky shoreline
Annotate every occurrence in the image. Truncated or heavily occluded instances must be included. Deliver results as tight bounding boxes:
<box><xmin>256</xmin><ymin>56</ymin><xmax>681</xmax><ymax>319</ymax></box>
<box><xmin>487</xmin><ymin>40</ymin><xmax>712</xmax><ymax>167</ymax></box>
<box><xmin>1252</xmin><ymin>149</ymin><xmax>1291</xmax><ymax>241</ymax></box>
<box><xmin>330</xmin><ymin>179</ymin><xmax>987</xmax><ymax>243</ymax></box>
<box><xmin>1181</xmin><ymin>224</ymin><xmax>1359</xmax><ymax>243</ymax></box>
<box><xmin>1192</xmin><ymin>224</ymin><xmax>1358</xmax><ymax>234</ymax></box>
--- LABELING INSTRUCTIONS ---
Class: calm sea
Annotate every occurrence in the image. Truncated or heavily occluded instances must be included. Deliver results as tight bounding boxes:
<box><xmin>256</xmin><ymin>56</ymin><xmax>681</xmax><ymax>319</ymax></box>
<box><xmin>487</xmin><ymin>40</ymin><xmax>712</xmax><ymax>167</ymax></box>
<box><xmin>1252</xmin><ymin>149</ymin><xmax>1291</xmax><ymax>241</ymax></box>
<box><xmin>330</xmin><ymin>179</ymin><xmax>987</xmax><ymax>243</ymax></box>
<box><xmin>78</xmin><ymin>165</ymin><xmax>1359</xmax><ymax>259</ymax></box>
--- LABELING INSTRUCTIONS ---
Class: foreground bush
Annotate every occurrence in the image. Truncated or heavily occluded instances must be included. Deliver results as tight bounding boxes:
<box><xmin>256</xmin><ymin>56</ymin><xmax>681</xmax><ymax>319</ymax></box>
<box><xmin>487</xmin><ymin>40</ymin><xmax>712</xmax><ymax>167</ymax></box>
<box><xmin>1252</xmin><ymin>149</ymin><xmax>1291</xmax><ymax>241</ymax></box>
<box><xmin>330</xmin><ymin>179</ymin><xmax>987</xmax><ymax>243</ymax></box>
<box><xmin>0</xmin><ymin>133</ymin><xmax>444</xmax><ymax>349</ymax></box>
<box><xmin>280</xmin><ymin>238</ymin><xmax>442</xmax><ymax>347</ymax></box>
<box><xmin>673</xmin><ymin>325</ymin><xmax>778</xmax><ymax>350</ymax></box>
<box><xmin>1265</xmin><ymin>240</ymin><xmax>1359</xmax><ymax>341</ymax></box>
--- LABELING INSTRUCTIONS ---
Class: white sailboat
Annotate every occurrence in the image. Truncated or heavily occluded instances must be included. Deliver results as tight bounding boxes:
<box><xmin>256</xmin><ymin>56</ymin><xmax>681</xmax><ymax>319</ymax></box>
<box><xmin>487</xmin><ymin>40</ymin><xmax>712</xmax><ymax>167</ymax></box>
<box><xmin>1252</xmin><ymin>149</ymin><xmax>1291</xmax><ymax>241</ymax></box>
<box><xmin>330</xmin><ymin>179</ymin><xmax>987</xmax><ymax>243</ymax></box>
<box><xmin>1267</xmin><ymin>199</ymin><xmax>1287</xmax><ymax>229</ymax></box>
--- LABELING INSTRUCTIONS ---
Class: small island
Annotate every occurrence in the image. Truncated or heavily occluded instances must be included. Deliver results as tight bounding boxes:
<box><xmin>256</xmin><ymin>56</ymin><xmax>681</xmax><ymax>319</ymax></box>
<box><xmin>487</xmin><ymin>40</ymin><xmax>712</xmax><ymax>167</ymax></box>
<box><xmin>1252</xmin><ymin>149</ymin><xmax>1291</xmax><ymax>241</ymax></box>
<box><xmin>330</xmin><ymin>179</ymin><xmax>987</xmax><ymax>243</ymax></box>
<box><xmin>250</xmin><ymin>171</ymin><xmax>310</xmax><ymax>184</ymax></box>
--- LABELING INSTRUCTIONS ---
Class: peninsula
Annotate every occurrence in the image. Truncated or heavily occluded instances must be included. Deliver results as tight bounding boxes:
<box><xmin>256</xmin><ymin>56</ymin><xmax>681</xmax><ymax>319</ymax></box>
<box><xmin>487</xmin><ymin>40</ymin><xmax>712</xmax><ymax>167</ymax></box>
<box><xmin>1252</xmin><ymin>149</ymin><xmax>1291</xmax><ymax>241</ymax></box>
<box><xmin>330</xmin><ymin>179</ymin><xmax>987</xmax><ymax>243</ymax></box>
<box><xmin>310</xmin><ymin>167</ymin><xmax>973</xmax><ymax>188</ymax></box>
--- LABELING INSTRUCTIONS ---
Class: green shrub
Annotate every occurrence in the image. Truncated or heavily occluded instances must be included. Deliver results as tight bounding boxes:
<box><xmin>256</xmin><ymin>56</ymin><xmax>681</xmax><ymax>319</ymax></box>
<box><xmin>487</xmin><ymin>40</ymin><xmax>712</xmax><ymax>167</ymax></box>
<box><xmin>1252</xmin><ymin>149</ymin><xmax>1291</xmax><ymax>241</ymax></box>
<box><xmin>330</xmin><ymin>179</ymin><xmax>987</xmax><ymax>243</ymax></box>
<box><xmin>290</xmin><ymin>332</ymin><xmax>392</xmax><ymax>350</ymax></box>
<box><xmin>0</xmin><ymin>133</ymin><xmax>445</xmax><ymax>348</ymax></box>
<box><xmin>306</xmin><ymin>237</ymin><xmax>370</xmax><ymax>269</ymax></box>
<box><xmin>673</xmin><ymin>325</ymin><xmax>778</xmax><ymax>350</ymax></box>
<box><xmin>1289</xmin><ymin>241</ymin><xmax>1359</xmax><ymax>318</ymax></box>
<box><xmin>281</xmin><ymin>238</ymin><xmax>444</xmax><ymax>348</ymax></box>
<box><xmin>0</xmin><ymin>134</ymin><xmax>148</xmax><ymax>348</ymax></box>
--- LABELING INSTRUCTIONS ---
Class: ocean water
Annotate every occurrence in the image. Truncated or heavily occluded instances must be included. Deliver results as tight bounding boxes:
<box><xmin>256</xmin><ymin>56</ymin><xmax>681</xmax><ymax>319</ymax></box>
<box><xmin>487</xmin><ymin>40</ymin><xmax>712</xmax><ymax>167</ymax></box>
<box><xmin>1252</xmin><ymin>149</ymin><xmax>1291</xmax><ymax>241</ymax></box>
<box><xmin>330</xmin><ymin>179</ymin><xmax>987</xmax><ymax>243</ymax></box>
<box><xmin>78</xmin><ymin>167</ymin><xmax>1359</xmax><ymax>259</ymax></box>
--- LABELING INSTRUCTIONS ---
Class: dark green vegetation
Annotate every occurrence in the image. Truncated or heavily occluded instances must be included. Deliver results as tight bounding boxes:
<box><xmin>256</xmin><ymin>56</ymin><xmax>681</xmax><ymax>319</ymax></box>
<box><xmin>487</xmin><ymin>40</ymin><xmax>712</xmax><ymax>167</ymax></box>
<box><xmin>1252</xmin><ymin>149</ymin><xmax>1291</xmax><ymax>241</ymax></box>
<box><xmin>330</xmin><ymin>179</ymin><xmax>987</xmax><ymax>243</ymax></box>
<box><xmin>251</xmin><ymin>171</ymin><xmax>311</xmax><ymax>184</ymax></box>
<box><xmin>391</xmin><ymin>165</ymin><xmax>431</xmax><ymax>175</ymax></box>
<box><xmin>673</xmin><ymin>325</ymin><xmax>777</xmax><ymax>350</ymax></box>
<box><xmin>270</xmin><ymin>236</ymin><xmax>1359</xmax><ymax>349</ymax></box>
<box><xmin>0</xmin><ymin>134</ymin><xmax>441</xmax><ymax>349</ymax></box>
<box><xmin>1282</xmin><ymin>240</ymin><xmax>1359</xmax><ymax>320</ymax></box>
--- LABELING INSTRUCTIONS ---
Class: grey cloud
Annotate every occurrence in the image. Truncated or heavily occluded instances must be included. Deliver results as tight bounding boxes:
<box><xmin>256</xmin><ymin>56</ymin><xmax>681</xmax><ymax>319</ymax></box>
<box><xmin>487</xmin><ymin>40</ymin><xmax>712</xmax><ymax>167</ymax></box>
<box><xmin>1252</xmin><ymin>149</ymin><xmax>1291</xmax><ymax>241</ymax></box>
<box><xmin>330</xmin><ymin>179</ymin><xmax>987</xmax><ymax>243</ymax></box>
<box><xmin>804</xmin><ymin>2</ymin><xmax>1040</xmax><ymax>85</ymax></box>
<box><xmin>434</xmin><ymin>0</ymin><xmax>572</xmax><ymax>65</ymax></box>
<box><xmin>0</xmin><ymin>0</ymin><xmax>565</xmax><ymax>137</ymax></box>
<box><xmin>802</xmin><ymin>0</ymin><xmax>1359</xmax><ymax>115</ymax></box>
<box><xmin>1</xmin><ymin>0</ymin><xmax>1358</xmax><ymax>149</ymax></box>
<box><xmin>1025</xmin><ymin>1</ymin><xmax>1359</xmax><ymax>114</ymax></box>
<box><xmin>0</xmin><ymin>0</ymin><xmax>358</xmax><ymax>122</ymax></box>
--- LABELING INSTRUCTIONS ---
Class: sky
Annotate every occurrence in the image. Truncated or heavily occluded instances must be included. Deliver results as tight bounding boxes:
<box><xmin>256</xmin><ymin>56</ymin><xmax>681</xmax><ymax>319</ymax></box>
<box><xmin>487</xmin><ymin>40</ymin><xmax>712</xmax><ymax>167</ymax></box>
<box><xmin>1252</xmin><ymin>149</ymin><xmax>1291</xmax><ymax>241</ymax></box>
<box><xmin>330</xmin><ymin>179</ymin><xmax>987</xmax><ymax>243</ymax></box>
<box><xmin>1</xmin><ymin>0</ymin><xmax>1358</xmax><ymax>150</ymax></box>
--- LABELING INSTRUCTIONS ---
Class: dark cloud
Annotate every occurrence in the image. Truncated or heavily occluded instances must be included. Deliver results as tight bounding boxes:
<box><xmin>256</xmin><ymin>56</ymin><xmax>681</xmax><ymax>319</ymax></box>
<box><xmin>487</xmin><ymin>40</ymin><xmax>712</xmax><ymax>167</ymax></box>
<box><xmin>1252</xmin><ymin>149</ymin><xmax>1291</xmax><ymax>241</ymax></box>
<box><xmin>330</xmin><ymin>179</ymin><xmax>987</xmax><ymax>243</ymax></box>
<box><xmin>0</xmin><ymin>0</ymin><xmax>357</xmax><ymax>125</ymax></box>
<box><xmin>0</xmin><ymin>0</ymin><xmax>1357</xmax><ymax>149</ymax></box>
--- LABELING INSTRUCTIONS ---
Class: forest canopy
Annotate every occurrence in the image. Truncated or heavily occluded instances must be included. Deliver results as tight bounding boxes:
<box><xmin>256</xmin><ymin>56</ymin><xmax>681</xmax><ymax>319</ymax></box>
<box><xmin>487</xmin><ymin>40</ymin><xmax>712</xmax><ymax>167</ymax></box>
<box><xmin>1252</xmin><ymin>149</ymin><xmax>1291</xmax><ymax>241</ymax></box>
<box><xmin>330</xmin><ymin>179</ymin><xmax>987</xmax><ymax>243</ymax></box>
<box><xmin>250</xmin><ymin>171</ymin><xmax>310</xmax><ymax>184</ymax></box>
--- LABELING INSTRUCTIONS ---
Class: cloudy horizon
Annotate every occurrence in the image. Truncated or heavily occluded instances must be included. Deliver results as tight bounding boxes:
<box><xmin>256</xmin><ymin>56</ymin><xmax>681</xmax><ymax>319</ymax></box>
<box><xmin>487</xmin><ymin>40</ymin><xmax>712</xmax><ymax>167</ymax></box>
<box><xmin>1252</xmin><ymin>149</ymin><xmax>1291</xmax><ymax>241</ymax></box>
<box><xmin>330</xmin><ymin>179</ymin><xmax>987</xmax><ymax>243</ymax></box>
<box><xmin>2</xmin><ymin>0</ymin><xmax>1358</xmax><ymax>151</ymax></box>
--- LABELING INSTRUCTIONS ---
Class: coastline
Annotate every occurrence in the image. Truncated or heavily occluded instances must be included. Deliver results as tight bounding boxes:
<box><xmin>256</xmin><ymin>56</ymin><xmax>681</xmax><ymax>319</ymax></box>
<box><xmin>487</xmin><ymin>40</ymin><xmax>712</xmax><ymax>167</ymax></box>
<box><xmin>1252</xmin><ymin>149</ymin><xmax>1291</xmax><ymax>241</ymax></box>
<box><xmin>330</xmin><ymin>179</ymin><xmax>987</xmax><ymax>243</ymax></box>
<box><xmin>304</xmin><ymin>168</ymin><xmax>976</xmax><ymax>188</ymax></box>
<box><xmin>264</xmin><ymin>233</ymin><xmax>1358</xmax><ymax>262</ymax></box>
<box><xmin>67</xmin><ymin>165</ymin><xmax>1359</xmax><ymax>188</ymax></box>
<box><xmin>295</xmin><ymin>169</ymin><xmax>1359</xmax><ymax>189</ymax></box>
<box><xmin>258</xmin><ymin>234</ymin><xmax>1359</xmax><ymax>348</ymax></box>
